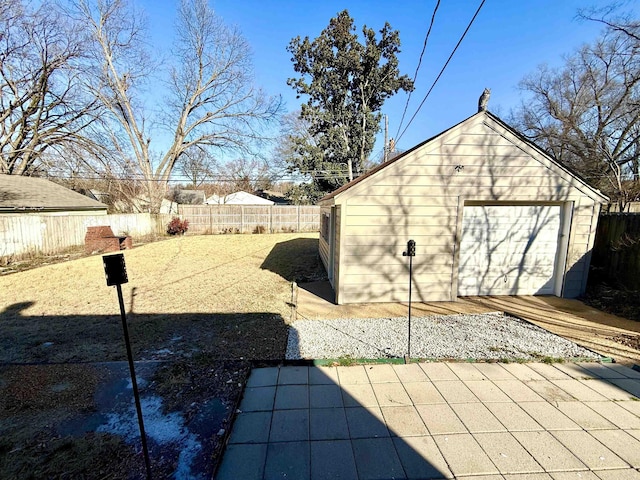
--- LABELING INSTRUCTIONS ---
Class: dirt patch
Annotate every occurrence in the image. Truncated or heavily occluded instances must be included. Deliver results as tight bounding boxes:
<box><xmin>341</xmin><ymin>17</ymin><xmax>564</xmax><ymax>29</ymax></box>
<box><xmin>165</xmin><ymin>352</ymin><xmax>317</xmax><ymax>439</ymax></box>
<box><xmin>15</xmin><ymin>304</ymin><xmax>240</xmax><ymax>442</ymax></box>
<box><xmin>608</xmin><ymin>334</ymin><xmax>640</xmax><ymax>351</ymax></box>
<box><xmin>582</xmin><ymin>284</ymin><xmax>640</xmax><ymax>322</ymax></box>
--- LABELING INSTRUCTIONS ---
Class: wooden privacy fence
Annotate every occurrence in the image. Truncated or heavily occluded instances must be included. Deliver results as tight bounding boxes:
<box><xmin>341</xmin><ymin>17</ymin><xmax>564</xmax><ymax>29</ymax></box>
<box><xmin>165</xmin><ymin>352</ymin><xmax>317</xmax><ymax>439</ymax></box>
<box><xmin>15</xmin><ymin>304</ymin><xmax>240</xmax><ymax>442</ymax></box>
<box><xmin>0</xmin><ymin>213</ymin><xmax>170</xmax><ymax>260</ymax></box>
<box><xmin>178</xmin><ymin>205</ymin><xmax>320</xmax><ymax>234</ymax></box>
<box><xmin>591</xmin><ymin>213</ymin><xmax>640</xmax><ymax>290</ymax></box>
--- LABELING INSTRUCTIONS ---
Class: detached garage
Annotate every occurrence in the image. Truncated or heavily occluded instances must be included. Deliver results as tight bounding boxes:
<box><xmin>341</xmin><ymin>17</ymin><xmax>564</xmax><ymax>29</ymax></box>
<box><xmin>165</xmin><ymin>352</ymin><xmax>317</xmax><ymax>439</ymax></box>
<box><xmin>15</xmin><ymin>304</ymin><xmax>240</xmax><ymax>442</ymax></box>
<box><xmin>318</xmin><ymin>111</ymin><xmax>608</xmax><ymax>304</ymax></box>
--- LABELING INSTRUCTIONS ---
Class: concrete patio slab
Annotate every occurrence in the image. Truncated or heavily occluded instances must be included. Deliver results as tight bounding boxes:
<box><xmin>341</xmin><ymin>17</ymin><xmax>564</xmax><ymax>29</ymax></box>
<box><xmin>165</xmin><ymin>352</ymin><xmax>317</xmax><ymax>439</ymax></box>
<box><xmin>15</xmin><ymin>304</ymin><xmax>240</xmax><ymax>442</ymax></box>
<box><xmin>433</xmin><ymin>433</ymin><xmax>499</xmax><ymax>476</ymax></box>
<box><xmin>216</xmin><ymin>363</ymin><xmax>640</xmax><ymax>480</ymax></box>
<box><xmin>589</xmin><ymin>429</ymin><xmax>640</xmax><ymax>468</ymax></box>
<box><xmin>309</xmin><ymin>384</ymin><xmax>343</xmax><ymax>408</ymax></box>
<box><xmin>550</xmin><ymin>430</ymin><xmax>628</xmax><ymax>470</ymax></box>
<box><xmin>450</xmin><ymin>403</ymin><xmax>506</xmax><ymax>433</ymax></box>
<box><xmin>493</xmin><ymin>379</ymin><xmax>545</xmax><ymax>402</ymax></box>
<box><xmin>585</xmin><ymin>401</ymin><xmax>640</xmax><ymax>429</ymax></box>
<box><xmin>392</xmin><ymin>435</ymin><xmax>453</xmax><ymax>479</ymax></box>
<box><xmin>474</xmin><ymin>432</ymin><xmax>544</xmax><ymax>474</ymax></box>
<box><xmin>550</xmin><ymin>379</ymin><xmax>609</xmax><ymax>401</ymax></box>
<box><xmin>310</xmin><ymin>440</ymin><xmax>358</xmax><ymax>480</ymax></box>
<box><xmin>550</xmin><ymin>472</ymin><xmax>599</xmax><ymax>480</ymax></box>
<box><xmin>555</xmin><ymin>402</ymin><xmax>617</xmax><ymax>430</ymax></box>
<box><xmin>381</xmin><ymin>406</ymin><xmax>429</xmax><ymax>437</ymax></box>
<box><xmin>274</xmin><ymin>384</ymin><xmax>308</xmax><ymax>409</ymax></box>
<box><xmin>420</xmin><ymin>362</ymin><xmax>458</xmax><ymax>381</ymax></box>
<box><xmin>474</xmin><ymin>362</ymin><xmax>517</xmax><ymax>380</ymax></box>
<box><xmin>518</xmin><ymin>402</ymin><xmax>581</xmax><ymax>431</ymax></box>
<box><xmin>502</xmin><ymin>363</ymin><xmax>547</xmax><ymax>381</ymax></box>
<box><xmin>340</xmin><ymin>383</ymin><xmax>378</xmax><ymax>408</ymax></box>
<box><xmin>264</xmin><ymin>441</ymin><xmax>310</xmax><ymax>480</ymax></box>
<box><xmin>511</xmin><ymin>431</ymin><xmax>586</xmax><ymax>472</ymax></box>
<box><xmin>392</xmin><ymin>363</ymin><xmax>430</xmax><ymax>383</ymax></box>
<box><xmin>364</xmin><ymin>364</ymin><xmax>399</xmax><ymax>383</ymax></box>
<box><xmin>594</xmin><ymin>468</ymin><xmax>640</xmax><ymax>479</ymax></box>
<box><xmin>447</xmin><ymin>362</ymin><xmax>487</xmax><ymax>381</ymax></box>
<box><xmin>403</xmin><ymin>381</ymin><xmax>446</xmax><ymax>404</ymax></box>
<box><xmin>239</xmin><ymin>386</ymin><xmax>276</xmax><ymax>412</ymax></box>
<box><xmin>351</xmin><ymin>437</ymin><xmax>405</xmax><ymax>480</ymax></box>
<box><xmin>415</xmin><ymin>403</ymin><xmax>467</xmax><ymax>435</ymax></box>
<box><xmin>526</xmin><ymin>363</ymin><xmax>574</xmax><ymax>381</ymax></box>
<box><xmin>464</xmin><ymin>380</ymin><xmax>513</xmax><ymax>402</ymax></box>
<box><xmin>309</xmin><ymin>407</ymin><xmax>349</xmax><ymax>441</ymax></box>
<box><xmin>485</xmin><ymin>402</ymin><xmax>543</xmax><ymax>432</ymax></box>
<box><xmin>371</xmin><ymin>382</ymin><xmax>412</xmax><ymax>406</ymax></box>
<box><xmin>579</xmin><ymin>378</ymin><xmax>638</xmax><ymax>401</ymax></box>
<box><xmin>617</xmin><ymin>399</ymin><xmax>640</xmax><ymax>416</ymax></box>
<box><xmin>524</xmin><ymin>380</ymin><xmax>576</xmax><ymax>402</ymax></box>
<box><xmin>433</xmin><ymin>380</ymin><xmax>479</xmax><ymax>403</ymax></box>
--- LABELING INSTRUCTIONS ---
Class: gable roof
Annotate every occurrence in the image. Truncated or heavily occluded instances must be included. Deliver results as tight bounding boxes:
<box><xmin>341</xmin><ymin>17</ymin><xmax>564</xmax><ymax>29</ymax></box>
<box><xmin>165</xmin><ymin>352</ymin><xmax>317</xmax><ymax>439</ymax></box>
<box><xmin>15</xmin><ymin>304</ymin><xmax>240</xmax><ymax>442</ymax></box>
<box><xmin>319</xmin><ymin>111</ymin><xmax>608</xmax><ymax>204</ymax></box>
<box><xmin>0</xmin><ymin>175</ymin><xmax>108</xmax><ymax>212</ymax></box>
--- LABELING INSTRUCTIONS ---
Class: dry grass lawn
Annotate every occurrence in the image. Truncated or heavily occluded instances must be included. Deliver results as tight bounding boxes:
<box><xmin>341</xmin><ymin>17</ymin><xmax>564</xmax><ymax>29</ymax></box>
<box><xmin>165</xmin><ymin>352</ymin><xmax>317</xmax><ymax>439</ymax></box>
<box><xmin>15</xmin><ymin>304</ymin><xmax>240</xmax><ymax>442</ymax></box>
<box><xmin>0</xmin><ymin>232</ymin><xmax>324</xmax><ymax>363</ymax></box>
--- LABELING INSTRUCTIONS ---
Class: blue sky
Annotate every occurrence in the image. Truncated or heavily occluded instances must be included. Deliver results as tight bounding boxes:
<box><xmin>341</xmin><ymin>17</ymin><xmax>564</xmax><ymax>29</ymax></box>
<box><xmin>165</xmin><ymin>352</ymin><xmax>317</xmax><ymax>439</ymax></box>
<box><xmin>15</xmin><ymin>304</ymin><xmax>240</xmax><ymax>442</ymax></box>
<box><xmin>141</xmin><ymin>0</ymin><xmax>637</xmax><ymax>163</ymax></box>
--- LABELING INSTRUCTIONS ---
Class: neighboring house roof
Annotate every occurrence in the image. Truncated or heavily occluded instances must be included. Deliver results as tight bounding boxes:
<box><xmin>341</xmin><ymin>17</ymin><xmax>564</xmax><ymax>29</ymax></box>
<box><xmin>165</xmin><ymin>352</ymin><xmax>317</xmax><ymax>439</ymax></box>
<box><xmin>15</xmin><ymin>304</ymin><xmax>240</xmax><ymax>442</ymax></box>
<box><xmin>206</xmin><ymin>191</ymin><xmax>275</xmax><ymax>205</ymax></box>
<box><xmin>320</xmin><ymin>111</ymin><xmax>608</xmax><ymax>204</ymax></box>
<box><xmin>258</xmin><ymin>190</ymin><xmax>291</xmax><ymax>205</ymax></box>
<box><xmin>0</xmin><ymin>174</ymin><xmax>108</xmax><ymax>213</ymax></box>
<box><xmin>174</xmin><ymin>189</ymin><xmax>206</xmax><ymax>204</ymax></box>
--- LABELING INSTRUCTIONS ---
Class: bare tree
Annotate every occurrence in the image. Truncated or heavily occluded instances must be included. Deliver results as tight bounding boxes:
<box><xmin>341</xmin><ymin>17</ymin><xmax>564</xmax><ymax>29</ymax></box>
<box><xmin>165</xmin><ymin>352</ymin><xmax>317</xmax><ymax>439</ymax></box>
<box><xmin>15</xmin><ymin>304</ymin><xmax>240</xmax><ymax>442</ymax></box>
<box><xmin>215</xmin><ymin>157</ymin><xmax>274</xmax><ymax>195</ymax></box>
<box><xmin>0</xmin><ymin>1</ymin><xmax>99</xmax><ymax>175</ymax></box>
<box><xmin>511</xmin><ymin>20</ymin><xmax>640</xmax><ymax>209</ymax></box>
<box><xmin>578</xmin><ymin>4</ymin><xmax>640</xmax><ymax>42</ymax></box>
<box><xmin>73</xmin><ymin>0</ymin><xmax>281</xmax><ymax>212</ymax></box>
<box><xmin>179</xmin><ymin>148</ymin><xmax>217</xmax><ymax>188</ymax></box>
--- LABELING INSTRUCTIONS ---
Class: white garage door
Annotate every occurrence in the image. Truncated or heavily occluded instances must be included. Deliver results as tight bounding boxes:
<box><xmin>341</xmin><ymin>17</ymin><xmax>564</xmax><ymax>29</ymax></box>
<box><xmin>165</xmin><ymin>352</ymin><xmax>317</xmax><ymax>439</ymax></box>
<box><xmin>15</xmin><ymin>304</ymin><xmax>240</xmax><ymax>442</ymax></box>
<box><xmin>458</xmin><ymin>205</ymin><xmax>561</xmax><ymax>296</ymax></box>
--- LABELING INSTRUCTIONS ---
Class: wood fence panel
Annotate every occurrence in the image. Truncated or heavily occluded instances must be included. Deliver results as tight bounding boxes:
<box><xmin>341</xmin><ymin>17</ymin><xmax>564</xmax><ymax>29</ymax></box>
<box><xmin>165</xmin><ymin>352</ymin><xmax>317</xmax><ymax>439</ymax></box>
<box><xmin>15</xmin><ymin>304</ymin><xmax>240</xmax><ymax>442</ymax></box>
<box><xmin>591</xmin><ymin>213</ymin><xmax>640</xmax><ymax>290</ymax></box>
<box><xmin>0</xmin><ymin>215</ymin><xmax>42</xmax><ymax>257</ymax></box>
<box><xmin>1</xmin><ymin>206</ymin><xmax>319</xmax><ymax>262</ymax></box>
<box><xmin>1</xmin><ymin>213</ymin><xmax>159</xmax><ymax>261</ymax></box>
<box><xmin>178</xmin><ymin>205</ymin><xmax>320</xmax><ymax>234</ymax></box>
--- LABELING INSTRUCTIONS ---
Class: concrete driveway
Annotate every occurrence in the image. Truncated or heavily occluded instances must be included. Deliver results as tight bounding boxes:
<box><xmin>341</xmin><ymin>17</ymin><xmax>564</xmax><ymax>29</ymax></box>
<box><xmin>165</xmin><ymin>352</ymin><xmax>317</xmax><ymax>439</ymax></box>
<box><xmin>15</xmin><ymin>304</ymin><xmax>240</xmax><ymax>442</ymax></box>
<box><xmin>216</xmin><ymin>361</ymin><xmax>640</xmax><ymax>479</ymax></box>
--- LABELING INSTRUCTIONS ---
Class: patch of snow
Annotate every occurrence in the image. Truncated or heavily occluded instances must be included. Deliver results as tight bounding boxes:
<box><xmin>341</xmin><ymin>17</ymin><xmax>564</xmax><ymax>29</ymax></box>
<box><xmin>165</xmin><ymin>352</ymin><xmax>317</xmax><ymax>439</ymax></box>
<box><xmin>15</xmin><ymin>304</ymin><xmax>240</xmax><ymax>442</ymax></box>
<box><xmin>97</xmin><ymin>394</ymin><xmax>204</xmax><ymax>480</ymax></box>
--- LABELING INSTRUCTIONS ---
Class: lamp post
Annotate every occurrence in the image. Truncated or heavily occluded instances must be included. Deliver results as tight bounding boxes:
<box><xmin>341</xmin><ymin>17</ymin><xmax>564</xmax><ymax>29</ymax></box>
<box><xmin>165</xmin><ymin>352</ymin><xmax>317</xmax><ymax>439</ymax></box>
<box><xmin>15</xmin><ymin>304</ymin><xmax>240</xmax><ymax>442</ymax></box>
<box><xmin>103</xmin><ymin>253</ymin><xmax>152</xmax><ymax>480</ymax></box>
<box><xmin>402</xmin><ymin>240</ymin><xmax>416</xmax><ymax>363</ymax></box>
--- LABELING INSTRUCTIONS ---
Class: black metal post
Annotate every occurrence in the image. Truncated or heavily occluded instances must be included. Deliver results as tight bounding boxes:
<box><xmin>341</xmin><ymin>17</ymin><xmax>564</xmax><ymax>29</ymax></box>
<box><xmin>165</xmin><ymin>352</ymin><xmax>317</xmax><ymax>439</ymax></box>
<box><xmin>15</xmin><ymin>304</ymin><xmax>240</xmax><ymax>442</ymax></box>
<box><xmin>402</xmin><ymin>240</ymin><xmax>416</xmax><ymax>364</ymax></box>
<box><xmin>407</xmin><ymin>254</ymin><xmax>413</xmax><ymax>361</ymax></box>
<box><xmin>116</xmin><ymin>284</ymin><xmax>152</xmax><ymax>480</ymax></box>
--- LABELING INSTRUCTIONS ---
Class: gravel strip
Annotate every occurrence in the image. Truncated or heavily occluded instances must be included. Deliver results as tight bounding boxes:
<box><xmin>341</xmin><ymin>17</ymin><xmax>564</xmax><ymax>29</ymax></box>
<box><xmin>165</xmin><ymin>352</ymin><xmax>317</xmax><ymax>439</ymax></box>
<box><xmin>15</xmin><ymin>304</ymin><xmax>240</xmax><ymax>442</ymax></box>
<box><xmin>285</xmin><ymin>313</ymin><xmax>602</xmax><ymax>361</ymax></box>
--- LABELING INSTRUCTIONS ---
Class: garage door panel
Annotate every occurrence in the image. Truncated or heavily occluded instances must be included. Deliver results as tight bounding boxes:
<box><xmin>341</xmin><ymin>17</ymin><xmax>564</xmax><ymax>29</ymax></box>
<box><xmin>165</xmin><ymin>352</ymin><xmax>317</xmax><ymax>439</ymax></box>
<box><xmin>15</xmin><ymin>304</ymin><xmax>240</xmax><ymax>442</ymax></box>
<box><xmin>458</xmin><ymin>205</ymin><xmax>560</xmax><ymax>296</ymax></box>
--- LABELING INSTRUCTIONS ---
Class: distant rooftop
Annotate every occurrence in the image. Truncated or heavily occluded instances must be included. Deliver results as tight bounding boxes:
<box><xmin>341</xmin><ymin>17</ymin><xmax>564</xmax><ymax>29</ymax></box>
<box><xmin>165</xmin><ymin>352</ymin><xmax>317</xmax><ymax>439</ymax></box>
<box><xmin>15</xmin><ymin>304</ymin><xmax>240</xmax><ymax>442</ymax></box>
<box><xmin>0</xmin><ymin>175</ymin><xmax>107</xmax><ymax>212</ymax></box>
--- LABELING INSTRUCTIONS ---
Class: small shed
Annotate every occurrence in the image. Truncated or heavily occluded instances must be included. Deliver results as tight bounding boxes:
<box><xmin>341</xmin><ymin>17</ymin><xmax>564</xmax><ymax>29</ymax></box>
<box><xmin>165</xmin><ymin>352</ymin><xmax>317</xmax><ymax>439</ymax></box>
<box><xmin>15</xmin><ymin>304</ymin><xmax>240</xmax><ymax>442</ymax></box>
<box><xmin>0</xmin><ymin>174</ymin><xmax>107</xmax><ymax>215</ymax></box>
<box><xmin>318</xmin><ymin>111</ymin><xmax>608</xmax><ymax>304</ymax></box>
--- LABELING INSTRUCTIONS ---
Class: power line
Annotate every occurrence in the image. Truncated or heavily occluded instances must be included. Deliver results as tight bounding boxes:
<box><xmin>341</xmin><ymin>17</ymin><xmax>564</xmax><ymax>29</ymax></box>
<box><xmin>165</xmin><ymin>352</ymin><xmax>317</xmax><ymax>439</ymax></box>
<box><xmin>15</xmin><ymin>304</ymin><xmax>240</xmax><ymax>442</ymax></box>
<box><xmin>395</xmin><ymin>0</ymin><xmax>442</xmax><ymax>140</ymax></box>
<box><xmin>397</xmin><ymin>0</ymin><xmax>487</xmax><ymax>144</ymax></box>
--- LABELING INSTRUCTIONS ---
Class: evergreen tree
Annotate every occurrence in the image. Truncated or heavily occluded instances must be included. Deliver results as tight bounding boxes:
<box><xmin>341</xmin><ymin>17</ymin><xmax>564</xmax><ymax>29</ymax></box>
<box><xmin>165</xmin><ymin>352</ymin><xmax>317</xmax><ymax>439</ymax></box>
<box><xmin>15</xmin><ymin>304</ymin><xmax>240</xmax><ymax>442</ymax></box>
<box><xmin>285</xmin><ymin>10</ymin><xmax>413</xmax><ymax>203</ymax></box>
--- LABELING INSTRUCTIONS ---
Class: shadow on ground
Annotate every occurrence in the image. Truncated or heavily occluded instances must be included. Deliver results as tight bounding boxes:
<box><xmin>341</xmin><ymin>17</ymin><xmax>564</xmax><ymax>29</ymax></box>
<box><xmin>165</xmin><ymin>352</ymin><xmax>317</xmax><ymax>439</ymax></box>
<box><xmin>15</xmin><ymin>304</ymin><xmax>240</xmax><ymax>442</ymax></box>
<box><xmin>260</xmin><ymin>238</ymin><xmax>328</xmax><ymax>283</ymax></box>
<box><xmin>0</xmin><ymin>304</ymin><xmax>288</xmax><ymax>479</ymax></box>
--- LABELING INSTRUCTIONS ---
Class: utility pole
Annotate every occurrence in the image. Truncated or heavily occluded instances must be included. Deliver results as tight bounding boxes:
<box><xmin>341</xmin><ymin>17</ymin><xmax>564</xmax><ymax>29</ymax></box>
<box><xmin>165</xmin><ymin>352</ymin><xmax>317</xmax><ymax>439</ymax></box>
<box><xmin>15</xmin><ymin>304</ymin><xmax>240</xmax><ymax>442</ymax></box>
<box><xmin>384</xmin><ymin>115</ymin><xmax>389</xmax><ymax>163</ymax></box>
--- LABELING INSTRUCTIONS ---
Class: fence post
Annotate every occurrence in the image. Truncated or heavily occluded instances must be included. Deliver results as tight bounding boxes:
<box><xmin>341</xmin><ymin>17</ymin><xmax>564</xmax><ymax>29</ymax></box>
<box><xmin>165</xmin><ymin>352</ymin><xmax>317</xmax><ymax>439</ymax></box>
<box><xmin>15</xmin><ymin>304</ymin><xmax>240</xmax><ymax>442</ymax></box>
<box><xmin>241</xmin><ymin>206</ymin><xmax>244</xmax><ymax>233</ymax></box>
<box><xmin>297</xmin><ymin>206</ymin><xmax>301</xmax><ymax>233</ymax></box>
<box><xmin>269</xmin><ymin>206</ymin><xmax>273</xmax><ymax>234</ymax></box>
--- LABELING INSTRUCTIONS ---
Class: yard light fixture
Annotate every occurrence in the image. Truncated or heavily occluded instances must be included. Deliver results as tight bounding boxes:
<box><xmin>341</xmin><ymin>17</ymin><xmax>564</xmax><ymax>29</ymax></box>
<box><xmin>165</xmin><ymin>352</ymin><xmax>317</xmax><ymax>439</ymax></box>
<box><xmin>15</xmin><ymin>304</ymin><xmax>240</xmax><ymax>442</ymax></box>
<box><xmin>103</xmin><ymin>253</ymin><xmax>152</xmax><ymax>480</ymax></box>
<box><xmin>402</xmin><ymin>240</ymin><xmax>416</xmax><ymax>363</ymax></box>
